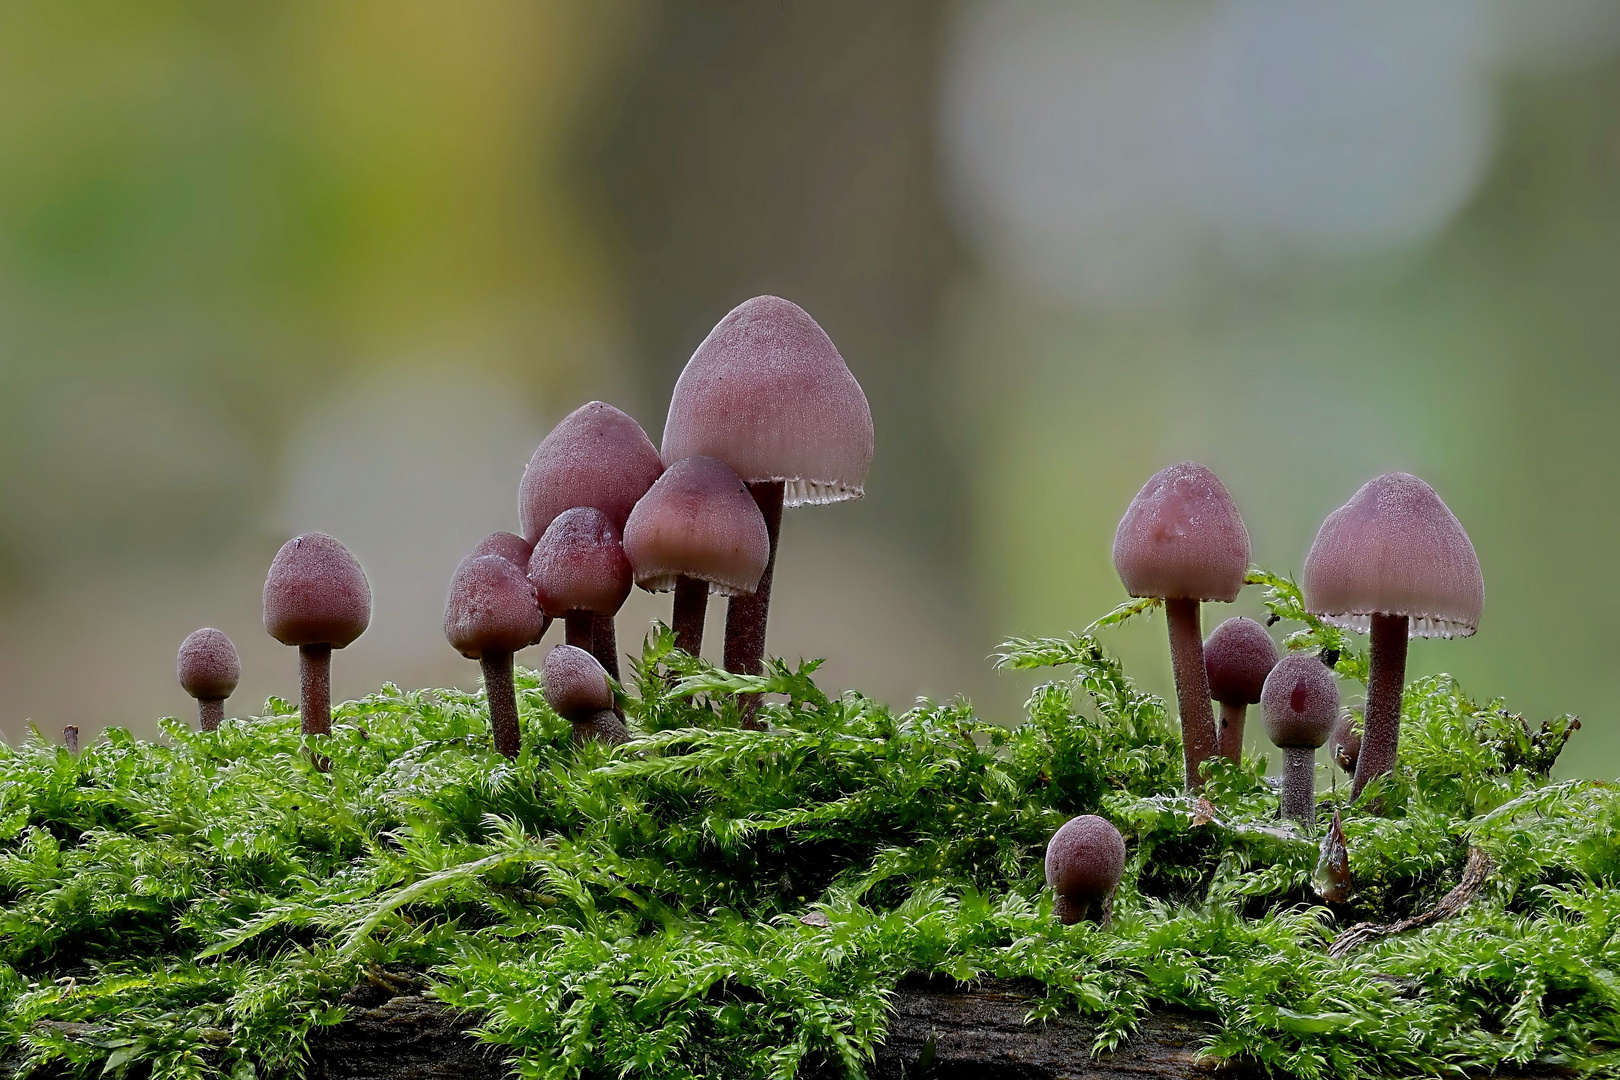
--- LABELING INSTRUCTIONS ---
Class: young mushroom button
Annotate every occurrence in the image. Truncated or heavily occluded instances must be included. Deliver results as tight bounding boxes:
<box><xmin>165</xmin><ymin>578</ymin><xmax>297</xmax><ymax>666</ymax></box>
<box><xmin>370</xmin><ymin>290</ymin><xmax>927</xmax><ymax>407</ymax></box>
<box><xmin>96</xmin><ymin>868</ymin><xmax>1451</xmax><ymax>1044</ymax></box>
<box><xmin>542</xmin><ymin>644</ymin><xmax>627</xmax><ymax>745</ymax></box>
<box><xmin>528</xmin><ymin>508</ymin><xmax>633</xmax><ymax>679</ymax></box>
<box><xmin>263</xmin><ymin>533</ymin><xmax>370</xmax><ymax>737</ymax></box>
<box><xmin>177</xmin><ymin>628</ymin><xmax>240</xmax><ymax>732</ymax></box>
<box><xmin>445</xmin><ymin>554</ymin><xmax>545</xmax><ymax>759</ymax></box>
<box><xmin>661</xmin><ymin>296</ymin><xmax>873</xmax><ymax>724</ymax></box>
<box><xmin>1261</xmin><ymin>654</ymin><xmax>1341</xmax><ymax>828</ymax></box>
<box><xmin>1044</xmin><ymin>815</ymin><xmax>1127</xmax><ymax>926</ymax></box>
<box><xmin>1204</xmin><ymin>617</ymin><xmax>1278</xmax><ymax>763</ymax></box>
<box><xmin>623</xmin><ymin>456</ymin><xmax>769</xmax><ymax>658</ymax></box>
<box><xmin>1113</xmin><ymin>463</ymin><xmax>1250</xmax><ymax>791</ymax></box>
<box><xmin>1303</xmin><ymin>472</ymin><xmax>1482</xmax><ymax>802</ymax></box>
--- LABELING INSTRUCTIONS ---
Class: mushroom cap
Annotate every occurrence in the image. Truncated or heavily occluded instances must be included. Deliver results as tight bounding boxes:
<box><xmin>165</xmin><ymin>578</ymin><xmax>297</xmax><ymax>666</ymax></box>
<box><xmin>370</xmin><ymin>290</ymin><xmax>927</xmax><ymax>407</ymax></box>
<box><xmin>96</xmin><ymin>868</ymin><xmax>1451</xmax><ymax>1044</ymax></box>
<box><xmin>1260</xmin><ymin>653</ymin><xmax>1341</xmax><ymax>749</ymax></box>
<box><xmin>527</xmin><ymin>507</ymin><xmax>632</xmax><ymax>617</ymax></box>
<box><xmin>1204</xmin><ymin>617</ymin><xmax>1279</xmax><ymax>706</ymax></box>
<box><xmin>542</xmin><ymin>644</ymin><xmax>614</xmax><ymax>720</ymax></box>
<box><xmin>444</xmin><ymin>555</ymin><xmax>545</xmax><ymax>659</ymax></box>
<box><xmin>518</xmin><ymin>402</ymin><xmax>664</xmax><ymax>541</ymax></box>
<box><xmin>1112</xmin><ymin>463</ymin><xmax>1250</xmax><ymax>602</ymax></box>
<box><xmin>1303</xmin><ymin>472</ymin><xmax>1483</xmax><ymax>639</ymax></box>
<box><xmin>661</xmin><ymin>295</ymin><xmax>874</xmax><ymax>508</ymax></box>
<box><xmin>622</xmin><ymin>456</ymin><xmax>770</xmax><ymax>596</ymax></box>
<box><xmin>263</xmin><ymin>533</ymin><xmax>371</xmax><ymax>648</ymax></box>
<box><xmin>177</xmin><ymin>628</ymin><xmax>240</xmax><ymax>701</ymax></box>
<box><xmin>1331</xmin><ymin>707</ymin><xmax>1363</xmax><ymax>773</ymax></box>
<box><xmin>471</xmin><ymin>530</ymin><xmax>535</xmax><ymax>569</ymax></box>
<box><xmin>1044</xmin><ymin>815</ymin><xmax>1126</xmax><ymax>902</ymax></box>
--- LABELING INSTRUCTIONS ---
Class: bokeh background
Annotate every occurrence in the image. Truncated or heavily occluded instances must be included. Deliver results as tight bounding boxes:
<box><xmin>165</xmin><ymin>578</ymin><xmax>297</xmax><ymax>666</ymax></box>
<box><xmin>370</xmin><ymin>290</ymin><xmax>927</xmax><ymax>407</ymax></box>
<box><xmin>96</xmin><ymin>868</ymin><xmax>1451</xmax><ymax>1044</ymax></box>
<box><xmin>2</xmin><ymin>1</ymin><xmax>1617</xmax><ymax>779</ymax></box>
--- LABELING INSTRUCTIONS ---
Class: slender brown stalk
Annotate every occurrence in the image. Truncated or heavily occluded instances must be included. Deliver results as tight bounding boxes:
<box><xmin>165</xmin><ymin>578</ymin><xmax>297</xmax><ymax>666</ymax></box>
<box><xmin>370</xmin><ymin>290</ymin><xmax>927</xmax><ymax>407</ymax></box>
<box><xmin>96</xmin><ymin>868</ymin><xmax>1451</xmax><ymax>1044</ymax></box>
<box><xmin>481</xmin><ymin>650</ymin><xmax>520</xmax><ymax>759</ymax></box>
<box><xmin>592</xmin><ymin>615</ymin><xmax>620</xmax><ymax>681</ymax></box>
<box><xmin>565</xmin><ymin>612</ymin><xmax>594</xmax><ymax>651</ymax></box>
<box><xmin>299</xmin><ymin>644</ymin><xmax>333</xmax><ymax>736</ymax></box>
<box><xmin>724</xmin><ymin>480</ymin><xmax>784</xmax><ymax>728</ymax></box>
<box><xmin>1217</xmin><ymin>700</ymin><xmax>1246</xmax><ymax>762</ymax></box>
<box><xmin>1165</xmin><ymin>598</ymin><xmax>1218</xmax><ymax>790</ymax></box>
<box><xmin>672</xmin><ymin>576</ymin><xmax>708</xmax><ymax>656</ymax></box>
<box><xmin>199</xmin><ymin>699</ymin><xmax>225</xmax><ymax>732</ymax></box>
<box><xmin>1352</xmin><ymin>613</ymin><xmax>1409</xmax><ymax>801</ymax></box>
<box><xmin>1281</xmin><ymin>745</ymin><xmax>1317</xmax><ymax>827</ymax></box>
<box><xmin>62</xmin><ymin>726</ymin><xmax>79</xmax><ymax>753</ymax></box>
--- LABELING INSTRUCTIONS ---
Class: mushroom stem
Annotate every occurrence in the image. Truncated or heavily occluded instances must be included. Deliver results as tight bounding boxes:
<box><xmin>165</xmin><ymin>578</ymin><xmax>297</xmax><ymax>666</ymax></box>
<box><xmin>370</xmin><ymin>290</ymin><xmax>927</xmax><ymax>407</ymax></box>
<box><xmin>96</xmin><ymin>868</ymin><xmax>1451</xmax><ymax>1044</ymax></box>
<box><xmin>63</xmin><ymin>726</ymin><xmax>79</xmax><ymax>753</ymax></box>
<box><xmin>198</xmin><ymin>700</ymin><xmax>225</xmax><ymax>732</ymax></box>
<box><xmin>299</xmin><ymin>643</ymin><xmax>333</xmax><ymax>736</ymax></box>
<box><xmin>592</xmin><ymin>615</ymin><xmax>621</xmax><ymax>681</ymax></box>
<box><xmin>672</xmin><ymin>575</ymin><xmax>708</xmax><ymax>656</ymax></box>
<box><xmin>1217</xmin><ymin>700</ymin><xmax>1245</xmax><ymax>763</ymax></box>
<box><xmin>480</xmin><ymin>651</ymin><xmax>520</xmax><ymax>759</ymax></box>
<box><xmin>1281</xmin><ymin>745</ymin><xmax>1317</xmax><ymax>827</ymax></box>
<box><xmin>1052</xmin><ymin>895</ymin><xmax>1088</xmax><ymax>926</ymax></box>
<box><xmin>565</xmin><ymin>612</ymin><xmax>594</xmax><ymax>652</ymax></box>
<box><xmin>724</xmin><ymin>480</ymin><xmax>784</xmax><ymax>728</ymax></box>
<box><xmin>1352</xmin><ymin>612</ymin><xmax>1409</xmax><ymax>801</ymax></box>
<box><xmin>573</xmin><ymin>708</ymin><xmax>630</xmax><ymax>746</ymax></box>
<box><xmin>1165</xmin><ymin>597</ymin><xmax>1219</xmax><ymax>790</ymax></box>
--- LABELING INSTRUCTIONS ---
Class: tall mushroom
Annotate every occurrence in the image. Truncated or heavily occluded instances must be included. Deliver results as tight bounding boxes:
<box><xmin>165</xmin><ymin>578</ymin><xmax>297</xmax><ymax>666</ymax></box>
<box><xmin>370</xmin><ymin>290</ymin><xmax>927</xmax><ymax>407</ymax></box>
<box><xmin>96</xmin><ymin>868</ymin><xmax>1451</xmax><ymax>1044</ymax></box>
<box><xmin>1113</xmin><ymin>463</ymin><xmax>1251</xmax><ymax>790</ymax></box>
<box><xmin>1303</xmin><ymin>472</ymin><xmax>1482</xmax><ymax>801</ymax></box>
<box><xmin>528</xmin><ymin>507</ymin><xmax>632</xmax><ymax>679</ymax></box>
<box><xmin>177</xmin><ymin>627</ymin><xmax>240</xmax><ymax>731</ymax></box>
<box><xmin>1204</xmin><ymin>616</ymin><xmax>1278</xmax><ymax>763</ymax></box>
<box><xmin>445</xmin><ymin>554</ymin><xmax>545</xmax><ymax>758</ymax></box>
<box><xmin>622</xmin><ymin>456</ymin><xmax>770</xmax><ymax>657</ymax></box>
<box><xmin>1261</xmin><ymin>653</ymin><xmax>1340</xmax><ymax>827</ymax></box>
<box><xmin>660</xmin><ymin>297</ymin><xmax>873</xmax><ymax>715</ymax></box>
<box><xmin>1044</xmin><ymin>815</ymin><xmax>1126</xmax><ymax>926</ymax></box>
<box><xmin>263</xmin><ymin>533</ymin><xmax>371</xmax><ymax>737</ymax></box>
<box><xmin>518</xmin><ymin>402</ymin><xmax>663</xmax><ymax>664</ymax></box>
<box><xmin>542</xmin><ymin>644</ymin><xmax>628</xmax><ymax>745</ymax></box>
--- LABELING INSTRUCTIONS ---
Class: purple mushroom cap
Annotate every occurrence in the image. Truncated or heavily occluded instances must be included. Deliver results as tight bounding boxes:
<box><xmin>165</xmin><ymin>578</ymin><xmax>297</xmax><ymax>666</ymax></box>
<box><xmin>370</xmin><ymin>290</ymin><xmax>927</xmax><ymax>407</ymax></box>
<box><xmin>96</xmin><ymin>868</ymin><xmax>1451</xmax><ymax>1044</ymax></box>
<box><xmin>1261</xmin><ymin>654</ymin><xmax>1341</xmax><ymax>749</ymax></box>
<box><xmin>444</xmin><ymin>554</ymin><xmax>545</xmax><ymax>659</ymax></box>
<box><xmin>1044</xmin><ymin>815</ymin><xmax>1126</xmax><ymax>904</ymax></box>
<box><xmin>263</xmin><ymin>533</ymin><xmax>371</xmax><ymax>648</ymax></box>
<box><xmin>542</xmin><ymin>644</ymin><xmax>614</xmax><ymax>720</ymax></box>
<box><xmin>518</xmin><ymin>402</ymin><xmax>663</xmax><ymax>541</ymax></box>
<box><xmin>527</xmin><ymin>507</ymin><xmax>633</xmax><ymax>618</ymax></box>
<box><xmin>1204</xmin><ymin>617</ymin><xmax>1279</xmax><ymax>706</ymax></box>
<box><xmin>623</xmin><ymin>455</ymin><xmax>770</xmax><ymax>596</ymax></box>
<box><xmin>1113</xmin><ymin>463</ymin><xmax>1250</xmax><ymax>603</ymax></box>
<box><xmin>177</xmin><ymin>628</ymin><xmax>240</xmax><ymax>701</ymax></box>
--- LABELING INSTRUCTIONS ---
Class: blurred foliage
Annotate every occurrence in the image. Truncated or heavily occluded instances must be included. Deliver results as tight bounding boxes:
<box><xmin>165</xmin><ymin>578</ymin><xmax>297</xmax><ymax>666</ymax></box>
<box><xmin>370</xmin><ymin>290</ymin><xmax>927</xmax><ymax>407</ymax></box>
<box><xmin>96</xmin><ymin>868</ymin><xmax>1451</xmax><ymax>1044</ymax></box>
<box><xmin>0</xmin><ymin>581</ymin><xmax>1612</xmax><ymax>1078</ymax></box>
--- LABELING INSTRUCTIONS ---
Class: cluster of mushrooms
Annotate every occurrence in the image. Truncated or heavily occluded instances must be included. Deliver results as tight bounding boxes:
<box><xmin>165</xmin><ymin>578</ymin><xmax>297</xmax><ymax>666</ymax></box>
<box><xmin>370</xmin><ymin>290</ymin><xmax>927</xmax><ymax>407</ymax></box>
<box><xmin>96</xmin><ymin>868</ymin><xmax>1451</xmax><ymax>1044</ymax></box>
<box><xmin>171</xmin><ymin>295</ymin><xmax>875</xmax><ymax>756</ymax></box>
<box><xmin>1045</xmin><ymin>464</ymin><xmax>1484</xmax><ymax>925</ymax></box>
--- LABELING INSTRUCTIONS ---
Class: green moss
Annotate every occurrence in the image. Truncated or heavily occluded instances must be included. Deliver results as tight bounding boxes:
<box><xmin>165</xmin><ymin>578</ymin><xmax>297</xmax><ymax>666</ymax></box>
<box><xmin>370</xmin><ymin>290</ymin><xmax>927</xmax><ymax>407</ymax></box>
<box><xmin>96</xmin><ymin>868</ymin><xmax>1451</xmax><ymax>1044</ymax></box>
<box><xmin>0</xmin><ymin>572</ymin><xmax>1614</xmax><ymax>1079</ymax></box>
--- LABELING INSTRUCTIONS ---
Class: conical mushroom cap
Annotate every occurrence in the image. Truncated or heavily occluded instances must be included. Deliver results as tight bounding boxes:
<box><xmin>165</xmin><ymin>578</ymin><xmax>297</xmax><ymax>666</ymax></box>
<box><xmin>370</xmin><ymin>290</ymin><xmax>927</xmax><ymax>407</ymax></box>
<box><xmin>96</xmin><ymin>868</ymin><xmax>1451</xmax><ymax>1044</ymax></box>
<box><xmin>661</xmin><ymin>296</ymin><xmax>873</xmax><ymax>507</ymax></box>
<box><xmin>1044</xmin><ymin>815</ymin><xmax>1126</xmax><ymax>902</ymax></box>
<box><xmin>263</xmin><ymin>533</ymin><xmax>371</xmax><ymax>648</ymax></box>
<box><xmin>1261</xmin><ymin>653</ymin><xmax>1340</xmax><ymax>749</ymax></box>
<box><xmin>542</xmin><ymin>644</ymin><xmax>614</xmax><ymax>720</ymax></box>
<box><xmin>527</xmin><ymin>507</ymin><xmax>632</xmax><ymax>618</ymax></box>
<box><xmin>1204</xmin><ymin>617</ymin><xmax>1278</xmax><ymax>706</ymax></box>
<box><xmin>177</xmin><ymin>628</ymin><xmax>240</xmax><ymax>701</ymax></box>
<box><xmin>471</xmin><ymin>531</ymin><xmax>534</xmax><ymax>569</ymax></box>
<box><xmin>1303</xmin><ymin>472</ymin><xmax>1483</xmax><ymax>639</ymax></box>
<box><xmin>444</xmin><ymin>555</ymin><xmax>545</xmax><ymax>659</ymax></box>
<box><xmin>1113</xmin><ymin>463</ymin><xmax>1250</xmax><ymax>602</ymax></box>
<box><xmin>623</xmin><ymin>456</ymin><xmax>770</xmax><ymax>596</ymax></box>
<box><xmin>518</xmin><ymin>402</ymin><xmax>664</xmax><ymax>541</ymax></box>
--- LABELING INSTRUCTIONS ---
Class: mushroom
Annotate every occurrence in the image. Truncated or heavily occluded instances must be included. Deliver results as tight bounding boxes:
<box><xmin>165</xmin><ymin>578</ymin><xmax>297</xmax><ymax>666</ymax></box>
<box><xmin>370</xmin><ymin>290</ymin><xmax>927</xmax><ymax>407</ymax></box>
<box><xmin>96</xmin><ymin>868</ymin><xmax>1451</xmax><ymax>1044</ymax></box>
<box><xmin>622</xmin><ymin>456</ymin><xmax>770</xmax><ymax>657</ymax></box>
<box><xmin>1331</xmin><ymin>706</ymin><xmax>1363</xmax><ymax>775</ymax></box>
<box><xmin>470</xmin><ymin>531</ymin><xmax>548</xmax><ymax>644</ymax></box>
<box><xmin>445</xmin><ymin>554</ymin><xmax>545</xmax><ymax>758</ymax></box>
<box><xmin>1204</xmin><ymin>616</ymin><xmax>1278</xmax><ymax>763</ymax></box>
<box><xmin>542</xmin><ymin>644</ymin><xmax>629</xmax><ymax>745</ymax></box>
<box><xmin>1303</xmin><ymin>472</ymin><xmax>1482</xmax><ymax>801</ymax></box>
<box><xmin>1044</xmin><ymin>815</ymin><xmax>1126</xmax><ymax>926</ymax></box>
<box><xmin>263</xmin><ymin>533</ymin><xmax>371</xmax><ymax>736</ymax></box>
<box><xmin>527</xmin><ymin>508</ymin><xmax>632</xmax><ymax>679</ymax></box>
<box><xmin>1113</xmin><ymin>463</ymin><xmax>1251</xmax><ymax>790</ymax></box>
<box><xmin>1260</xmin><ymin>653</ymin><xmax>1341</xmax><ymax>828</ymax></box>
<box><xmin>660</xmin><ymin>297</ymin><xmax>873</xmax><ymax>719</ymax></box>
<box><xmin>177</xmin><ymin>627</ymin><xmax>241</xmax><ymax>731</ymax></box>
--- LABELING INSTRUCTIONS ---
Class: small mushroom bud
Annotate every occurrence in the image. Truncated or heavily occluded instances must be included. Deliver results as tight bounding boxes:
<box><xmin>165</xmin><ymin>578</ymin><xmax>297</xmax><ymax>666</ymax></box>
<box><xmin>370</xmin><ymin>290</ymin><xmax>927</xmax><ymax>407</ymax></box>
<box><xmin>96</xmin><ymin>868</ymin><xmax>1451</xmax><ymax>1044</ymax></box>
<box><xmin>445</xmin><ymin>554</ymin><xmax>545</xmax><ymax>758</ymax></box>
<box><xmin>1044</xmin><ymin>815</ymin><xmax>1126</xmax><ymax>926</ymax></box>
<box><xmin>1204</xmin><ymin>616</ymin><xmax>1278</xmax><ymax>763</ymax></box>
<box><xmin>528</xmin><ymin>508</ymin><xmax>632</xmax><ymax>679</ymax></box>
<box><xmin>542</xmin><ymin>644</ymin><xmax>626</xmax><ymax>745</ymax></box>
<box><xmin>1331</xmin><ymin>706</ymin><xmax>1363</xmax><ymax>775</ymax></box>
<box><xmin>263</xmin><ymin>533</ymin><xmax>371</xmax><ymax>737</ymax></box>
<box><xmin>1261</xmin><ymin>654</ymin><xmax>1341</xmax><ymax>828</ymax></box>
<box><xmin>177</xmin><ymin>627</ymin><xmax>241</xmax><ymax>731</ymax></box>
<box><xmin>623</xmin><ymin>456</ymin><xmax>769</xmax><ymax>657</ymax></box>
<box><xmin>1113</xmin><ymin>463</ymin><xmax>1251</xmax><ymax>790</ymax></box>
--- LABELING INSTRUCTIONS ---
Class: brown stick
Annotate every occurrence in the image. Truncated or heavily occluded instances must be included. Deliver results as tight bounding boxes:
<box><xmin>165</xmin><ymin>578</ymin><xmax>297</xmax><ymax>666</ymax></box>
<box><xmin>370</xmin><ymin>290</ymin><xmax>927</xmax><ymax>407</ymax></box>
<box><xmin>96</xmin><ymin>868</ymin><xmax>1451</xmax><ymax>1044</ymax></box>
<box><xmin>1217</xmin><ymin>700</ymin><xmax>1245</xmax><ymax>762</ymax></box>
<box><xmin>565</xmin><ymin>612</ymin><xmax>593</xmax><ymax>652</ymax></box>
<box><xmin>1328</xmin><ymin>847</ymin><xmax>1493</xmax><ymax>958</ymax></box>
<box><xmin>724</xmin><ymin>480</ymin><xmax>784</xmax><ymax>729</ymax></box>
<box><xmin>1280</xmin><ymin>745</ymin><xmax>1316</xmax><ymax>827</ymax></box>
<box><xmin>62</xmin><ymin>726</ymin><xmax>79</xmax><ymax>753</ymax></box>
<box><xmin>1165</xmin><ymin>598</ymin><xmax>1218</xmax><ymax>790</ymax></box>
<box><xmin>480</xmin><ymin>651</ymin><xmax>520</xmax><ymax>759</ymax></box>
<box><xmin>592</xmin><ymin>615</ymin><xmax>620</xmax><ymax>681</ymax></box>
<box><xmin>672</xmin><ymin>575</ymin><xmax>708</xmax><ymax>657</ymax></box>
<box><xmin>299</xmin><ymin>644</ymin><xmax>333</xmax><ymax>736</ymax></box>
<box><xmin>198</xmin><ymin>699</ymin><xmax>225</xmax><ymax>732</ymax></box>
<box><xmin>1352</xmin><ymin>613</ymin><xmax>1409</xmax><ymax>801</ymax></box>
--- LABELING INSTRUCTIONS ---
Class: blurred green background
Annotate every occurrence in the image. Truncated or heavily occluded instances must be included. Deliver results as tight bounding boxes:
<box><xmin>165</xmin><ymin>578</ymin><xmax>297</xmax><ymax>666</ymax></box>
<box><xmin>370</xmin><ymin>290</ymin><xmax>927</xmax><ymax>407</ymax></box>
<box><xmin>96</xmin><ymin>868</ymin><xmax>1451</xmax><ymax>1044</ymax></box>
<box><xmin>1</xmin><ymin>2</ymin><xmax>1616</xmax><ymax>779</ymax></box>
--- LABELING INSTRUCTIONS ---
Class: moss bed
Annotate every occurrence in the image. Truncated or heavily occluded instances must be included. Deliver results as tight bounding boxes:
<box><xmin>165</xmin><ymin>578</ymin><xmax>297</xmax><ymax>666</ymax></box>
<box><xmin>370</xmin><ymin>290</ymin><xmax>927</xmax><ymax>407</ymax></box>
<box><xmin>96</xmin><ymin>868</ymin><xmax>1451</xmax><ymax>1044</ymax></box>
<box><xmin>0</xmin><ymin>573</ymin><xmax>1614</xmax><ymax>1080</ymax></box>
